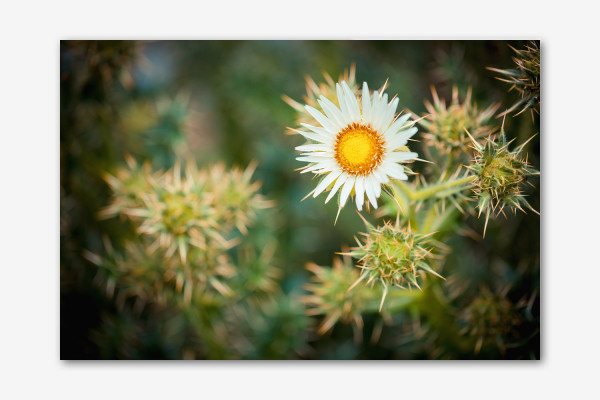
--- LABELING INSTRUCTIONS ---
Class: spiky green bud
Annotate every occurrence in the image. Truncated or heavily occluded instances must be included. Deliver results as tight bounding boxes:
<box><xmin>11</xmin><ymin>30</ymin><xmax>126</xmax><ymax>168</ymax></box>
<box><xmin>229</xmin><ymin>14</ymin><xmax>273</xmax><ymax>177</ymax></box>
<box><xmin>417</xmin><ymin>86</ymin><xmax>499</xmax><ymax>153</ymax></box>
<box><xmin>468</xmin><ymin>130</ymin><xmax>539</xmax><ymax>235</ymax></box>
<box><xmin>350</xmin><ymin>220</ymin><xmax>442</xmax><ymax>310</ymax></box>
<box><xmin>488</xmin><ymin>41</ymin><xmax>540</xmax><ymax>117</ymax></box>
<box><xmin>302</xmin><ymin>258</ymin><xmax>365</xmax><ymax>335</ymax></box>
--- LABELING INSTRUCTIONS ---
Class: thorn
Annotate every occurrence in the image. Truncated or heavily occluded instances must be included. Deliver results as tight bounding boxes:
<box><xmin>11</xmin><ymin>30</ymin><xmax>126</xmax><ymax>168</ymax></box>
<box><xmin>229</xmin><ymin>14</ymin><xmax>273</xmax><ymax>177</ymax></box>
<box><xmin>348</xmin><ymin>272</ymin><xmax>367</xmax><ymax>292</ymax></box>
<box><xmin>334</xmin><ymin>206</ymin><xmax>342</xmax><ymax>226</ymax></box>
<box><xmin>518</xmin><ymin>132</ymin><xmax>539</xmax><ymax>152</ymax></box>
<box><xmin>410</xmin><ymin>114</ymin><xmax>430</xmax><ymax>125</ymax></box>
<box><xmin>355</xmin><ymin>210</ymin><xmax>371</xmax><ymax>227</ymax></box>
<box><xmin>483</xmin><ymin>207</ymin><xmax>491</xmax><ymax>238</ymax></box>
<box><xmin>301</xmin><ymin>188</ymin><xmax>316</xmax><ymax>202</ymax></box>
<box><xmin>463</xmin><ymin>127</ymin><xmax>482</xmax><ymax>151</ymax></box>
<box><xmin>415</xmin><ymin>157</ymin><xmax>434</xmax><ymax>164</ymax></box>
<box><xmin>379</xmin><ymin>282</ymin><xmax>389</xmax><ymax>312</ymax></box>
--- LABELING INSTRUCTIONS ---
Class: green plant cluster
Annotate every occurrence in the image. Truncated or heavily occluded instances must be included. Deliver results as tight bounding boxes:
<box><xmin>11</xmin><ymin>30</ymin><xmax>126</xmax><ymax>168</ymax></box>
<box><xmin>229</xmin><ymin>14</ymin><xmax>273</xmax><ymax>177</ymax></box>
<box><xmin>61</xmin><ymin>40</ymin><xmax>539</xmax><ymax>359</ymax></box>
<box><xmin>294</xmin><ymin>42</ymin><xmax>539</xmax><ymax>359</ymax></box>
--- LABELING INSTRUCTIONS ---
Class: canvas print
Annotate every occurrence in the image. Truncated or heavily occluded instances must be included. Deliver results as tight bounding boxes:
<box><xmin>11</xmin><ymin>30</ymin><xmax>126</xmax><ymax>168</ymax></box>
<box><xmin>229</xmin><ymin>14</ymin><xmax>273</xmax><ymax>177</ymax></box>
<box><xmin>60</xmin><ymin>40</ymin><xmax>540</xmax><ymax>360</ymax></box>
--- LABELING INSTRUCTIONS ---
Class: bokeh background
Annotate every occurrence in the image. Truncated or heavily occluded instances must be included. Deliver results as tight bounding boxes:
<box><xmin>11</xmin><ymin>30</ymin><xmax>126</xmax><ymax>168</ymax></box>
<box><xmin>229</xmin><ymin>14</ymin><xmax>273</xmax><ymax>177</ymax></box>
<box><xmin>60</xmin><ymin>40</ymin><xmax>539</xmax><ymax>359</ymax></box>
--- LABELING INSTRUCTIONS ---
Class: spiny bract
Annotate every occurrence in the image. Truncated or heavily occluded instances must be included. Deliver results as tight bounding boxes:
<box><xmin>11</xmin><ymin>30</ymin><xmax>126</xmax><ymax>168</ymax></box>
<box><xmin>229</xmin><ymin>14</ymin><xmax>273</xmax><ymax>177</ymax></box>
<box><xmin>349</xmin><ymin>219</ymin><xmax>442</xmax><ymax>310</ymax></box>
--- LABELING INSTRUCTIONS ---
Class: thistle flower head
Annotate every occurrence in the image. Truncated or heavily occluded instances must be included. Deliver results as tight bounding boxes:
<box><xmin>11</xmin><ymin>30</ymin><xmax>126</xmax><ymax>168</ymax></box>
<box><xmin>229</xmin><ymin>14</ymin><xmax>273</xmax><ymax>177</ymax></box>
<box><xmin>488</xmin><ymin>41</ymin><xmax>540</xmax><ymax>117</ymax></box>
<box><xmin>302</xmin><ymin>258</ymin><xmax>365</xmax><ymax>335</ymax></box>
<box><xmin>98</xmin><ymin>155</ymin><xmax>153</xmax><ymax>217</ymax></box>
<box><xmin>350</xmin><ymin>219</ymin><xmax>442</xmax><ymax>310</ymax></box>
<box><xmin>101</xmin><ymin>159</ymin><xmax>272</xmax><ymax>264</ymax></box>
<box><xmin>418</xmin><ymin>86</ymin><xmax>499</xmax><ymax>153</ymax></box>
<box><xmin>206</xmin><ymin>162</ymin><xmax>274</xmax><ymax>235</ymax></box>
<box><xmin>288</xmin><ymin>73</ymin><xmax>419</xmax><ymax>212</ymax></box>
<box><xmin>467</xmin><ymin>129</ymin><xmax>539</xmax><ymax>235</ymax></box>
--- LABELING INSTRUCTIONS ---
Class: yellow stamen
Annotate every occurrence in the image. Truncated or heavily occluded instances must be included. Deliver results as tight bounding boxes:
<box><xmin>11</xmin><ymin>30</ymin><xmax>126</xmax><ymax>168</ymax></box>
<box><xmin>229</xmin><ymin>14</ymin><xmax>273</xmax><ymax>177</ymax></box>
<box><xmin>334</xmin><ymin>123</ymin><xmax>385</xmax><ymax>175</ymax></box>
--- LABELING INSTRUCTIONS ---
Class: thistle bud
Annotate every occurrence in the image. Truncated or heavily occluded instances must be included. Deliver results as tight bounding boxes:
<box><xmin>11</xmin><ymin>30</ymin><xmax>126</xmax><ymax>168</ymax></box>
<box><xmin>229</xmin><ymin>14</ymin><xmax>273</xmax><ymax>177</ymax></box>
<box><xmin>417</xmin><ymin>86</ymin><xmax>499</xmax><ymax>154</ymax></box>
<box><xmin>349</xmin><ymin>220</ymin><xmax>443</xmax><ymax>310</ymax></box>
<box><xmin>302</xmin><ymin>258</ymin><xmax>365</xmax><ymax>335</ymax></box>
<box><xmin>487</xmin><ymin>41</ymin><xmax>540</xmax><ymax>118</ymax></box>
<box><xmin>468</xmin><ymin>130</ymin><xmax>539</xmax><ymax>235</ymax></box>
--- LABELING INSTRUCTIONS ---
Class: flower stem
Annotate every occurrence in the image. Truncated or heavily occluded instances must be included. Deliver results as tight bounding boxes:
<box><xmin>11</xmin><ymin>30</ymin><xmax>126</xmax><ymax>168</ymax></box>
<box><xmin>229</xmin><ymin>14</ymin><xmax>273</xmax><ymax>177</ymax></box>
<box><xmin>360</xmin><ymin>286</ymin><xmax>422</xmax><ymax>314</ymax></box>
<box><xmin>398</xmin><ymin>175</ymin><xmax>476</xmax><ymax>202</ymax></box>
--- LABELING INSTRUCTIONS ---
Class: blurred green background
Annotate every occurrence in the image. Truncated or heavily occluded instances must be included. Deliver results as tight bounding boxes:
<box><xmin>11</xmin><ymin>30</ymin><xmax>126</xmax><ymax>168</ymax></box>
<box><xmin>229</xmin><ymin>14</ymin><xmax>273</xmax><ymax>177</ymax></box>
<box><xmin>60</xmin><ymin>40</ymin><xmax>539</xmax><ymax>359</ymax></box>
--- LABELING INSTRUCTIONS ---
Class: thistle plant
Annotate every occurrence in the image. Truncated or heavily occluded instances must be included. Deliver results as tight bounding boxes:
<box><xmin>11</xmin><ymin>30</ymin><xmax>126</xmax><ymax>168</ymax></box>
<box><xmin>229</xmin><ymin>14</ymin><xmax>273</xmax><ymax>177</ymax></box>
<box><xmin>63</xmin><ymin>41</ymin><xmax>540</xmax><ymax>360</ymax></box>
<box><xmin>89</xmin><ymin>159</ymin><xmax>274</xmax><ymax>306</ymax></box>
<box><xmin>85</xmin><ymin>156</ymin><xmax>312</xmax><ymax>359</ymax></box>
<box><xmin>286</xmin><ymin>63</ymin><xmax>539</xmax><ymax>356</ymax></box>
<box><xmin>488</xmin><ymin>41</ymin><xmax>540</xmax><ymax>118</ymax></box>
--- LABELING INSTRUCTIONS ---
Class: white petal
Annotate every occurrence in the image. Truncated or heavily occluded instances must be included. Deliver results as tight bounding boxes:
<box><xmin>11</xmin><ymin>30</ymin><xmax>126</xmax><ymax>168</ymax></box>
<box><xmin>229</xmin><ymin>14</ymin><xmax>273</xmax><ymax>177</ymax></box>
<box><xmin>381</xmin><ymin>161</ymin><xmax>408</xmax><ymax>181</ymax></box>
<box><xmin>372</xmin><ymin>93</ymin><xmax>389</xmax><ymax>131</ymax></box>
<box><xmin>354</xmin><ymin>175</ymin><xmax>365</xmax><ymax>211</ymax></box>
<box><xmin>297</xmin><ymin>129</ymin><xmax>331</xmax><ymax>144</ymax></box>
<box><xmin>368</xmin><ymin>91</ymin><xmax>380</xmax><ymax>127</ymax></box>
<box><xmin>372</xmin><ymin>167</ymin><xmax>390</xmax><ymax>185</ymax></box>
<box><xmin>361</xmin><ymin>82</ymin><xmax>371</xmax><ymax>123</ymax></box>
<box><xmin>318</xmin><ymin>96</ymin><xmax>346</xmax><ymax>129</ymax></box>
<box><xmin>336</xmin><ymin>83</ymin><xmax>349</xmax><ymax>116</ymax></box>
<box><xmin>364</xmin><ymin>176</ymin><xmax>378</xmax><ymax>209</ymax></box>
<box><xmin>339</xmin><ymin>175</ymin><xmax>356</xmax><ymax>207</ymax></box>
<box><xmin>398</xmin><ymin>126</ymin><xmax>418</xmax><ymax>140</ymax></box>
<box><xmin>300</xmin><ymin>164</ymin><xmax>327</xmax><ymax>174</ymax></box>
<box><xmin>313</xmin><ymin>169</ymin><xmax>343</xmax><ymax>198</ymax></box>
<box><xmin>385</xmin><ymin>135</ymin><xmax>407</xmax><ymax>151</ymax></box>
<box><xmin>296</xmin><ymin>155</ymin><xmax>334</xmax><ymax>162</ymax></box>
<box><xmin>325</xmin><ymin>172</ymin><xmax>348</xmax><ymax>203</ymax></box>
<box><xmin>373</xmin><ymin>176</ymin><xmax>382</xmax><ymax>198</ymax></box>
<box><xmin>305</xmin><ymin>105</ymin><xmax>337</xmax><ymax>133</ymax></box>
<box><xmin>300</xmin><ymin>160</ymin><xmax>337</xmax><ymax>174</ymax></box>
<box><xmin>295</xmin><ymin>143</ymin><xmax>331</xmax><ymax>152</ymax></box>
<box><xmin>342</xmin><ymin>81</ymin><xmax>361</xmax><ymax>122</ymax></box>
<box><xmin>307</xmin><ymin>165</ymin><xmax>338</xmax><ymax>174</ymax></box>
<box><xmin>384</xmin><ymin>113</ymin><xmax>411</xmax><ymax>137</ymax></box>
<box><xmin>386</xmin><ymin>127</ymin><xmax>418</xmax><ymax>151</ymax></box>
<box><xmin>300</xmin><ymin>123</ymin><xmax>336</xmax><ymax>140</ymax></box>
<box><xmin>385</xmin><ymin>151</ymin><xmax>418</xmax><ymax>163</ymax></box>
<box><xmin>380</xmin><ymin>97</ymin><xmax>399</xmax><ymax>131</ymax></box>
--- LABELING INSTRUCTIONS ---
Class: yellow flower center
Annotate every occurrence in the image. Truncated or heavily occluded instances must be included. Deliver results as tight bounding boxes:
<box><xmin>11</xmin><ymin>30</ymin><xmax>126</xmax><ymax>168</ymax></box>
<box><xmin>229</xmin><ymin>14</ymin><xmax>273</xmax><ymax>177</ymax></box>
<box><xmin>334</xmin><ymin>123</ymin><xmax>385</xmax><ymax>175</ymax></box>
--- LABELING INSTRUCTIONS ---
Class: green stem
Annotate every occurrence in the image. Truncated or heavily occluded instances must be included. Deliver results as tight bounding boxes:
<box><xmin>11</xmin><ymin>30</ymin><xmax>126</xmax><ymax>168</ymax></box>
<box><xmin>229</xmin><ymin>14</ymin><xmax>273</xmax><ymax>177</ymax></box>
<box><xmin>398</xmin><ymin>175</ymin><xmax>476</xmax><ymax>202</ymax></box>
<box><xmin>360</xmin><ymin>286</ymin><xmax>423</xmax><ymax>314</ymax></box>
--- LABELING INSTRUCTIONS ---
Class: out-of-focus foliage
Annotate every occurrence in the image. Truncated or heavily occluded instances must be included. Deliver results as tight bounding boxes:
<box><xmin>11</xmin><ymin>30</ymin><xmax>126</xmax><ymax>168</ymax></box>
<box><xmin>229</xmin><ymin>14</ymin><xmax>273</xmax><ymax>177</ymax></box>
<box><xmin>61</xmin><ymin>40</ymin><xmax>539</xmax><ymax>359</ymax></box>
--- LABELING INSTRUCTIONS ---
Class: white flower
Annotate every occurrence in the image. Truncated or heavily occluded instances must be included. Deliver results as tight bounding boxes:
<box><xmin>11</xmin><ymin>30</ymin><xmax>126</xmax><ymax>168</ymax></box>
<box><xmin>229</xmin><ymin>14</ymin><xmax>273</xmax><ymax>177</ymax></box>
<box><xmin>295</xmin><ymin>80</ymin><xmax>418</xmax><ymax>211</ymax></box>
